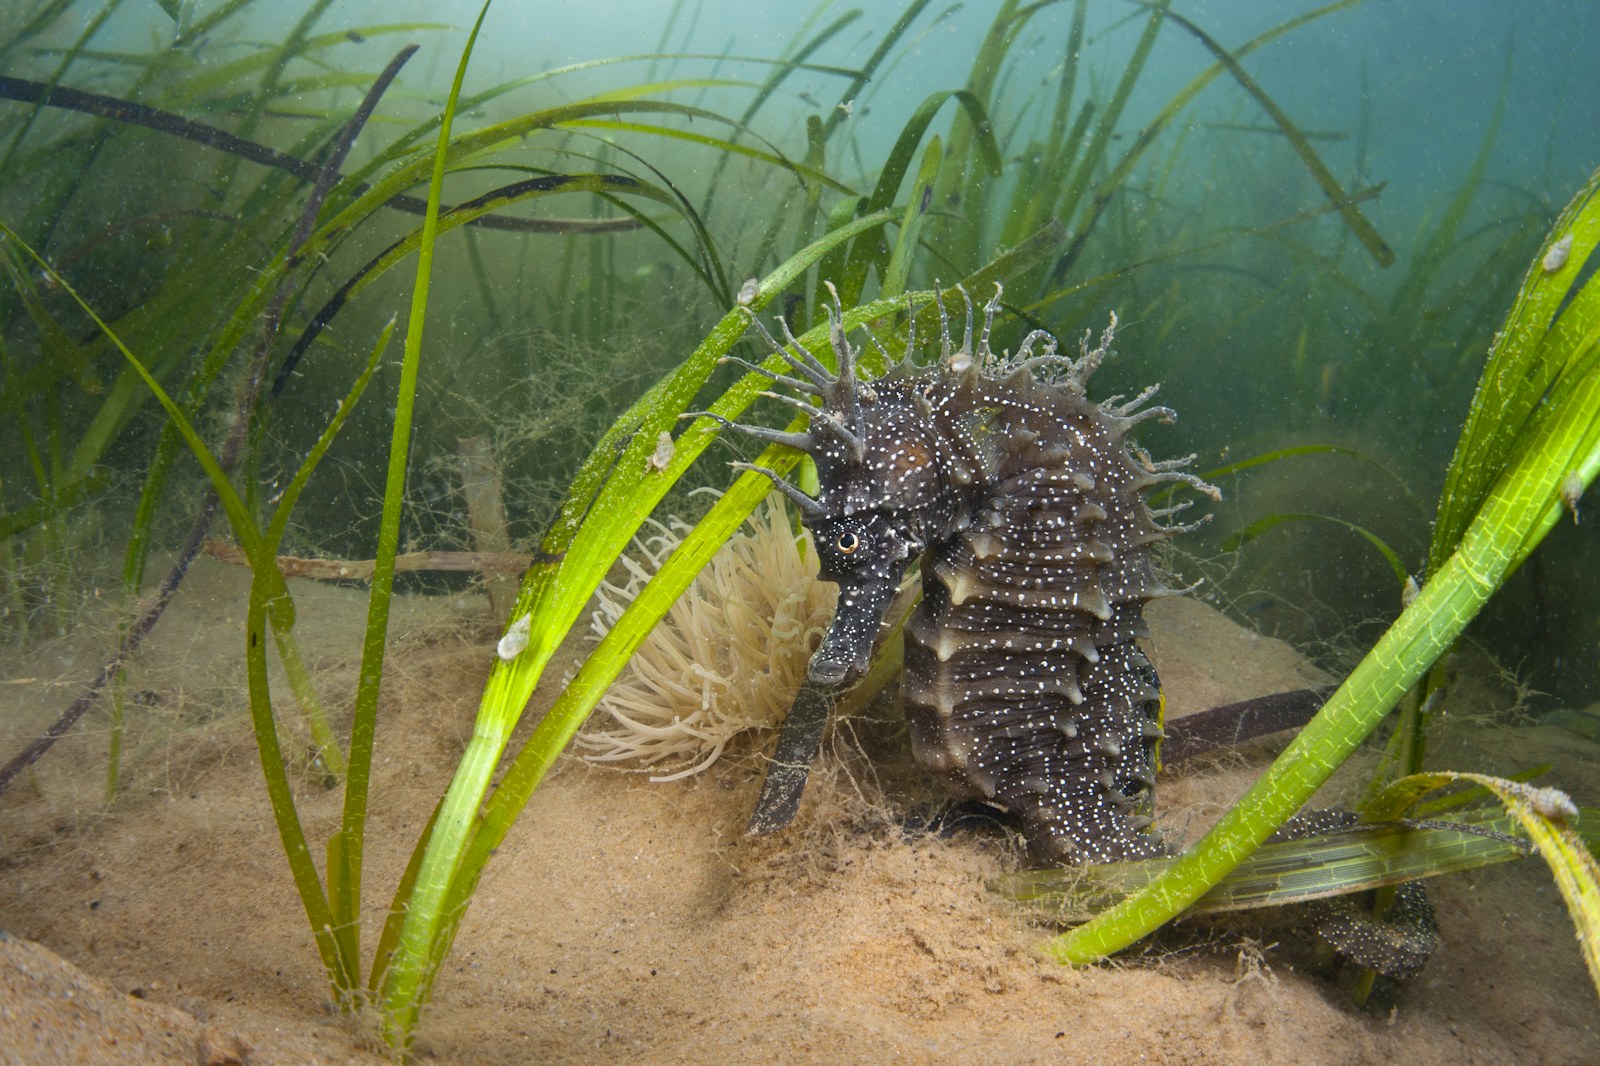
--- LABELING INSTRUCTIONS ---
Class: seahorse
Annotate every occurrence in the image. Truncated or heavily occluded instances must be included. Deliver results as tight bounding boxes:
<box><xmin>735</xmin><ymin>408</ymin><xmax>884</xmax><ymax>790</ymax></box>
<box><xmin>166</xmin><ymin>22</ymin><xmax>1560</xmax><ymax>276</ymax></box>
<box><xmin>714</xmin><ymin>285</ymin><xmax>1217</xmax><ymax>864</ymax></box>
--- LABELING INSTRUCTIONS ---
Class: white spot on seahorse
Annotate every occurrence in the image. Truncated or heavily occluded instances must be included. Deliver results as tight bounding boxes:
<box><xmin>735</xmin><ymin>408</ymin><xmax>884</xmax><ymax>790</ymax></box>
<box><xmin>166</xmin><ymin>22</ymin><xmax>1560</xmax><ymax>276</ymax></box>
<box><xmin>647</xmin><ymin>430</ymin><xmax>675</xmax><ymax>473</ymax></box>
<box><xmin>497</xmin><ymin>612</ymin><xmax>531</xmax><ymax>661</ymax></box>
<box><xmin>1543</xmin><ymin>234</ymin><xmax>1573</xmax><ymax>273</ymax></box>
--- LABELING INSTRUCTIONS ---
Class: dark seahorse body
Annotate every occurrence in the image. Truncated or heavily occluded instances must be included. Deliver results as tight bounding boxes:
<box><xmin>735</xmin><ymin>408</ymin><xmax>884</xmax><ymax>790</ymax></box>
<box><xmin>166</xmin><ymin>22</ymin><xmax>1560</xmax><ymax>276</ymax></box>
<box><xmin>718</xmin><ymin>286</ymin><xmax>1216</xmax><ymax>865</ymax></box>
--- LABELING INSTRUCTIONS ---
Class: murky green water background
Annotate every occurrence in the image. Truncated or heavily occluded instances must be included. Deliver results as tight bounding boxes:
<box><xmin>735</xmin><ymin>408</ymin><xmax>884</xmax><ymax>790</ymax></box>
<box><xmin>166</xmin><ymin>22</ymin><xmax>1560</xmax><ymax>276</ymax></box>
<box><xmin>2</xmin><ymin>0</ymin><xmax>1596</xmax><ymax>707</ymax></box>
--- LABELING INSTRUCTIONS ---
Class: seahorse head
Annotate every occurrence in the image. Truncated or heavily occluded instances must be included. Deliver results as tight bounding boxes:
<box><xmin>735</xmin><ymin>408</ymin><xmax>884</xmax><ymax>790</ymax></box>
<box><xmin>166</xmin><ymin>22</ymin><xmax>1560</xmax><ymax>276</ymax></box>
<box><xmin>800</xmin><ymin>394</ymin><xmax>953</xmax><ymax>684</ymax></box>
<box><xmin>712</xmin><ymin>288</ymin><xmax>959</xmax><ymax>685</ymax></box>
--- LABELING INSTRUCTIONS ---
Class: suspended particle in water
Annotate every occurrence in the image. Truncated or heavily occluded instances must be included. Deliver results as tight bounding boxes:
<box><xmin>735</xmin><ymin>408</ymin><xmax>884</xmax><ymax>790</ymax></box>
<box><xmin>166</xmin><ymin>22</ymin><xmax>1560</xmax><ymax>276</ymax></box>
<box><xmin>497</xmin><ymin>612</ymin><xmax>532</xmax><ymax>662</ymax></box>
<box><xmin>736</xmin><ymin>277</ymin><xmax>759</xmax><ymax>307</ymax></box>
<box><xmin>1560</xmin><ymin>470</ymin><xmax>1584</xmax><ymax>522</ymax></box>
<box><xmin>647</xmin><ymin>430</ymin><xmax>675</xmax><ymax>473</ymax></box>
<box><xmin>1542</xmin><ymin>234</ymin><xmax>1573</xmax><ymax>273</ymax></box>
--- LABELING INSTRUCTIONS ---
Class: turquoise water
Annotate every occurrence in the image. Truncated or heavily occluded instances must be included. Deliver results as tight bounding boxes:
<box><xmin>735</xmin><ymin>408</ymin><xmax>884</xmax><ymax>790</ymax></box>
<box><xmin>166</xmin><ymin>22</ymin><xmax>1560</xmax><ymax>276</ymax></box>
<box><xmin>1</xmin><ymin>0</ymin><xmax>1595</xmax><ymax>704</ymax></box>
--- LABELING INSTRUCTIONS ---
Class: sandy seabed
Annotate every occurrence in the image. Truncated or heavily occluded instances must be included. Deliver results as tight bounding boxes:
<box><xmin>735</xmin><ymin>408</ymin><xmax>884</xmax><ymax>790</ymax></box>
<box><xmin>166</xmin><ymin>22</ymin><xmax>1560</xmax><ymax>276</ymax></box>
<box><xmin>1</xmin><ymin>557</ymin><xmax>1596</xmax><ymax>1064</ymax></box>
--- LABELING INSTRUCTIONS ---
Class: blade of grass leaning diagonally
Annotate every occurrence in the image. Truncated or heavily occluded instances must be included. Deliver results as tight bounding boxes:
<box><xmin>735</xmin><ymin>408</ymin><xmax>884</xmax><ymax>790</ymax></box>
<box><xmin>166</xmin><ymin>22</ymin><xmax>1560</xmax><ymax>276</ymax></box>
<box><xmin>996</xmin><ymin>807</ymin><xmax>1595</xmax><ymax>919</ymax></box>
<box><xmin>1141</xmin><ymin>3</ymin><xmax>1393</xmax><ymax>267</ymax></box>
<box><xmin>369</xmin><ymin>229</ymin><xmax>1073</xmax><ymax>1022</ymax></box>
<box><xmin>1386</xmin><ymin>162</ymin><xmax>1600</xmax><ymax>788</ymax></box>
<box><xmin>1222</xmin><ymin>512</ymin><xmax>1410</xmax><ymax>589</ymax></box>
<box><xmin>369</xmin><ymin>208</ymin><xmax>898</xmax><ymax>1036</ymax></box>
<box><xmin>1044</xmin><ymin>0</ymin><xmax>1372</xmax><ymax>287</ymax></box>
<box><xmin>378</xmin><ymin>255</ymin><xmax>1078</xmax><ymax>1012</ymax></box>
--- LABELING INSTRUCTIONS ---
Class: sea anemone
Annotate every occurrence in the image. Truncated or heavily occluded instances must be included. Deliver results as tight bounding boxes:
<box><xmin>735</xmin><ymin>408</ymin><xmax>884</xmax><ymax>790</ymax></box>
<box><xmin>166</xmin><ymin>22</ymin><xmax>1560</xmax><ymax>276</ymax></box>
<box><xmin>576</xmin><ymin>496</ymin><xmax>836</xmax><ymax>780</ymax></box>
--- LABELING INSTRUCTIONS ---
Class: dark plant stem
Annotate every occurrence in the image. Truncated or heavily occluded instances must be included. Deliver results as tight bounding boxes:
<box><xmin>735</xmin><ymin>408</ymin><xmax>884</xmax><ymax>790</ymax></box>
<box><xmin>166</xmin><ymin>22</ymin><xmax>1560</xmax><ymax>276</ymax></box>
<box><xmin>0</xmin><ymin>74</ymin><xmax>634</xmax><ymax>235</ymax></box>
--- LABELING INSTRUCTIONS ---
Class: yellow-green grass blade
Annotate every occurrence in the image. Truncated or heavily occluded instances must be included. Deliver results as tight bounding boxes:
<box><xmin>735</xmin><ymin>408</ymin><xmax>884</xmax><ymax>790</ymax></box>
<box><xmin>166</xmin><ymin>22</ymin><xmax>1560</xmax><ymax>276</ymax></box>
<box><xmin>998</xmin><ymin>807</ymin><xmax>1593</xmax><ymax>920</ymax></box>
<box><xmin>358</xmin><ymin>1</ymin><xmax>491</xmax><ymax>1046</ymax></box>
<box><xmin>1408</xmin><ymin>765</ymin><xmax>1552</xmax><ymax>818</ymax></box>
<box><xmin>1369</xmin><ymin>773</ymin><xmax>1600</xmax><ymax>996</ymax></box>
<box><xmin>1433</xmin><ymin>165</ymin><xmax>1600</xmax><ymax>569</ymax></box>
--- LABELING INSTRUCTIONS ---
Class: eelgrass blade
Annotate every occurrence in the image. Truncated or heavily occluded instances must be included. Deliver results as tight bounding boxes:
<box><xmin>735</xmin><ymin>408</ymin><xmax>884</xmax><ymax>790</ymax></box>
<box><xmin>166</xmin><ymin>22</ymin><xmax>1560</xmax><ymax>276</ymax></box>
<box><xmin>1130</xmin><ymin>2</ymin><xmax>1394</xmax><ymax>267</ymax></box>
<box><xmin>274</xmin><ymin>171</ymin><xmax>690</xmax><ymax>395</ymax></box>
<box><xmin>1221</xmin><ymin>512</ymin><xmax>1409</xmax><ymax>589</ymax></box>
<box><xmin>835</xmin><ymin>87</ymin><xmax>1000</xmax><ymax>308</ymax></box>
<box><xmin>1386</xmin><ymin>166</ymin><xmax>1600</xmax><ymax>788</ymax></box>
<box><xmin>697</xmin><ymin>6</ymin><xmax>860</xmax><ymax>212</ymax></box>
<box><xmin>1433</xmin><ymin>166</ymin><xmax>1600</xmax><ymax>569</ymax></box>
<box><xmin>1049</xmin><ymin>0</ymin><xmax>1370</xmax><ymax>283</ymax></box>
<box><xmin>308</xmin><ymin>97</ymin><xmax>815</xmax><ymax>267</ymax></box>
<box><xmin>1406</xmin><ymin>765</ymin><xmax>1552</xmax><ymax>818</ymax></box>
<box><xmin>997</xmin><ymin>807</ymin><xmax>1574</xmax><ymax>920</ymax></box>
<box><xmin>165</xmin><ymin>25</ymin><xmax>445</xmax><ymax>110</ymax></box>
<box><xmin>338</xmin><ymin>53</ymin><xmax>859</xmax><ymax>194</ymax></box>
<box><xmin>1052</xmin><ymin>0</ymin><xmax>1171</xmax><ymax>253</ymax></box>
<box><xmin>0</xmin><ymin>0</ymin><xmax>118</xmax><ymax>177</ymax></box>
<box><xmin>366</xmin><ymin>0</ymin><xmax>496</xmax><ymax>1043</ymax></box>
<box><xmin>881</xmin><ymin>135</ymin><xmax>941</xmax><ymax>299</ymax></box>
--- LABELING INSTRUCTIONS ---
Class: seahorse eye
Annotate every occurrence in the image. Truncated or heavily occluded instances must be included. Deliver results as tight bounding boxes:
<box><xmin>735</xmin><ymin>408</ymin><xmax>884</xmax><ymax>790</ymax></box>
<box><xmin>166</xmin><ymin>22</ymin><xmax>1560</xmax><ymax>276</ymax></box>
<box><xmin>836</xmin><ymin>530</ymin><xmax>861</xmax><ymax>554</ymax></box>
